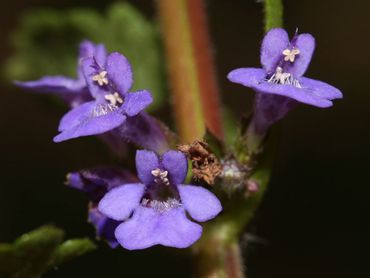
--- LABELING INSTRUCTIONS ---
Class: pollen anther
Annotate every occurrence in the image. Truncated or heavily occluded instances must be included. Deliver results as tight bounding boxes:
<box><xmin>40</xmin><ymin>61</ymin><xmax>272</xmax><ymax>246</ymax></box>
<box><xmin>282</xmin><ymin>47</ymin><xmax>300</xmax><ymax>62</ymax></box>
<box><xmin>92</xmin><ymin>71</ymin><xmax>109</xmax><ymax>86</ymax></box>
<box><xmin>151</xmin><ymin>168</ymin><xmax>170</xmax><ymax>186</ymax></box>
<box><xmin>104</xmin><ymin>92</ymin><xmax>123</xmax><ymax>106</ymax></box>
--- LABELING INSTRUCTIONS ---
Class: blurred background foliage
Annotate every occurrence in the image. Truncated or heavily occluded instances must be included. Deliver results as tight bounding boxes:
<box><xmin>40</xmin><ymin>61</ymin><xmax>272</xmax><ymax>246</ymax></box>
<box><xmin>4</xmin><ymin>2</ymin><xmax>167</xmax><ymax>111</ymax></box>
<box><xmin>0</xmin><ymin>226</ymin><xmax>95</xmax><ymax>278</ymax></box>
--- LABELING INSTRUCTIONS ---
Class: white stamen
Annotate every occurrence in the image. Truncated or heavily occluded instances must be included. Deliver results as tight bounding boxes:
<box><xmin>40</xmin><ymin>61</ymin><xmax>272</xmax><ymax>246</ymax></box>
<box><xmin>92</xmin><ymin>71</ymin><xmax>109</xmax><ymax>86</ymax></box>
<box><xmin>282</xmin><ymin>47</ymin><xmax>300</xmax><ymax>62</ymax></box>
<box><xmin>141</xmin><ymin>198</ymin><xmax>181</xmax><ymax>212</ymax></box>
<box><xmin>151</xmin><ymin>168</ymin><xmax>170</xmax><ymax>186</ymax></box>
<box><xmin>92</xmin><ymin>103</ymin><xmax>118</xmax><ymax>117</ymax></box>
<box><xmin>104</xmin><ymin>92</ymin><xmax>123</xmax><ymax>106</ymax></box>
<box><xmin>267</xmin><ymin>67</ymin><xmax>302</xmax><ymax>88</ymax></box>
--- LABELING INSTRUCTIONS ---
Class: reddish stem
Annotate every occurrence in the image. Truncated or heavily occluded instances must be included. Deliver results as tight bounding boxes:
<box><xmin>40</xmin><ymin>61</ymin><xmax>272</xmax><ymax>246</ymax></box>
<box><xmin>186</xmin><ymin>0</ymin><xmax>224</xmax><ymax>140</ymax></box>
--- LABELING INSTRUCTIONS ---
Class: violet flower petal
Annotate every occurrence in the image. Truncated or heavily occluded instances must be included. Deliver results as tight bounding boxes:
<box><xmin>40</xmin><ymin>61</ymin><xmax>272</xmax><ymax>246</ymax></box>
<box><xmin>88</xmin><ymin>208</ymin><xmax>120</xmax><ymax>248</ymax></box>
<box><xmin>162</xmin><ymin>151</ymin><xmax>188</xmax><ymax>184</ymax></box>
<box><xmin>106</xmin><ymin>52</ymin><xmax>133</xmax><ymax>95</ymax></box>
<box><xmin>250</xmin><ymin>93</ymin><xmax>297</xmax><ymax>135</ymax></box>
<box><xmin>98</xmin><ymin>183</ymin><xmax>145</xmax><ymax>221</ymax></box>
<box><xmin>114</xmin><ymin>206</ymin><xmax>202</xmax><ymax>250</ymax></box>
<box><xmin>77</xmin><ymin>41</ymin><xmax>107</xmax><ymax>84</ymax></box>
<box><xmin>260</xmin><ymin>28</ymin><xmax>289</xmax><ymax>74</ymax></box>
<box><xmin>58</xmin><ymin>101</ymin><xmax>96</xmax><ymax>132</ymax></box>
<box><xmin>300</xmin><ymin>77</ymin><xmax>343</xmax><ymax>100</ymax></box>
<box><xmin>54</xmin><ymin>101</ymin><xmax>126</xmax><ymax>142</ymax></box>
<box><xmin>253</xmin><ymin>81</ymin><xmax>333</xmax><ymax>108</ymax></box>
<box><xmin>227</xmin><ymin>68</ymin><xmax>334</xmax><ymax>108</ymax></box>
<box><xmin>14</xmin><ymin>76</ymin><xmax>85</xmax><ymax>94</ymax></box>
<box><xmin>114</xmin><ymin>113</ymin><xmax>169</xmax><ymax>154</ymax></box>
<box><xmin>78</xmin><ymin>40</ymin><xmax>96</xmax><ymax>60</ymax></box>
<box><xmin>178</xmin><ymin>185</ymin><xmax>222</xmax><ymax>222</ymax></box>
<box><xmin>94</xmin><ymin>44</ymin><xmax>108</xmax><ymax>67</ymax></box>
<box><xmin>66</xmin><ymin>167</ymin><xmax>137</xmax><ymax>203</ymax></box>
<box><xmin>286</xmin><ymin>33</ymin><xmax>315</xmax><ymax>77</ymax></box>
<box><xmin>121</xmin><ymin>90</ymin><xmax>153</xmax><ymax>117</ymax></box>
<box><xmin>81</xmin><ymin>57</ymin><xmax>108</xmax><ymax>100</ymax></box>
<box><xmin>135</xmin><ymin>150</ymin><xmax>160</xmax><ymax>184</ymax></box>
<box><xmin>227</xmin><ymin>67</ymin><xmax>266</xmax><ymax>88</ymax></box>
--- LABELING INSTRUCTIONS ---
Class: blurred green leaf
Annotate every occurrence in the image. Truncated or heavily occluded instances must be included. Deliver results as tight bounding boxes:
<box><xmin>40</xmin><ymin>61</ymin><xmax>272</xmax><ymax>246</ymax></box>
<box><xmin>50</xmin><ymin>238</ymin><xmax>96</xmax><ymax>266</ymax></box>
<box><xmin>0</xmin><ymin>225</ymin><xmax>96</xmax><ymax>278</ymax></box>
<box><xmin>4</xmin><ymin>2</ymin><xmax>166</xmax><ymax>110</ymax></box>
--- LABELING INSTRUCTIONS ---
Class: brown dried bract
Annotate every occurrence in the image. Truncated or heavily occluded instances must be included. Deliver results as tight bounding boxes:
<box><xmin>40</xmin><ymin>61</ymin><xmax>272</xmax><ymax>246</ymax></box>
<box><xmin>178</xmin><ymin>141</ymin><xmax>222</xmax><ymax>185</ymax></box>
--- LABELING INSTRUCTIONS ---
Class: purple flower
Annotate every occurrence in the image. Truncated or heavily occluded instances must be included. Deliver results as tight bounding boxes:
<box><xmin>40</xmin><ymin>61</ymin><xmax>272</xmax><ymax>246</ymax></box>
<box><xmin>98</xmin><ymin>150</ymin><xmax>222</xmax><ymax>250</ymax></box>
<box><xmin>227</xmin><ymin>28</ymin><xmax>342</xmax><ymax>147</ymax></box>
<box><xmin>228</xmin><ymin>28</ymin><xmax>342</xmax><ymax>108</ymax></box>
<box><xmin>53</xmin><ymin>50</ymin><xmax>153</xmax><ymax>142</ymax></box>
<box><xmin>66</xmin><ymin>167</ymin><xmax>137</xmax><ymax>248</ymax></box>
<box><xmin>15</xmin><ymin>40</ymin><xmax>169</xmax><ymax>153</ymax></box>
<box><xmin>15</xmin><ymin>40</ymin><xmax>105</xmax><ymax>108</ymax></box>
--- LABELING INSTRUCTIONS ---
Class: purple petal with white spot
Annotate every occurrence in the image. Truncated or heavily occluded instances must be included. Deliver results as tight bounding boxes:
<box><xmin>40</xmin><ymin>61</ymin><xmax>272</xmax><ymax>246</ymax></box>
<box><xmin>286</xmin><ymin>33</ymin><xmax>315</xmax><ymax>77</ymax></box>
<box><xmin>162</xmin><ymin>151</ymin><xmax>188</xmax><ymax>184</ymax></box>
<box><xmin>178</xmin><ymin>185</ymin><xmax>222</xmax><ymax>222</ymax></box>
<box><xmin>114</xmin><ymin>206</ymin><xmax>202</xmax><ymax>250</ymax></box>
<box><xmin>253</xmin><ymin>81</ymin><xmax>333</xmax><ymax>108</ymax></box>
<box><xmin>227</xmin><ymin>67</ymin><xmax>334</xmax><ymax>108</ymax></box>
<box><xmin>121</xmin><ymin>90</ymin><xmax>153</xmax><ymax>117</ymax></box>
<box><xmin>261</xmin><ymin>28</ymin><xmax>289</xmax><ymax>74</ymax></box>
<box><xmin>98</xmin><ymin>183</ymin><xmax>145</xmax><ymax>221</ymax></box>
<box><xmin>88</xmin><ymin>207</ymin><xmax>120</xmax><ymax>248</ymax></box>
<box><xmin>135</xmin><ymin>150</ymin><xmax>160</xmax><ymax>184</ymax></box>
<box><xmin>54</xmin><ymin>101</ymin><xmax>126</xmax><ymax>142</ymax></box>
<box><xmin>106</xmin><ymin>52</ymin><xmax>133</xmax><ymax>95</ymax></box>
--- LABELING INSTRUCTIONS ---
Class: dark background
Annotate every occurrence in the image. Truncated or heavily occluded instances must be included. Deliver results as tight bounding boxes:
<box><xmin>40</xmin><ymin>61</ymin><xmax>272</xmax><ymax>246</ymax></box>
<box><xmin>0</xmin><ymin>0</ymin><xmax>369</xmax><ymax>277</ymax></box>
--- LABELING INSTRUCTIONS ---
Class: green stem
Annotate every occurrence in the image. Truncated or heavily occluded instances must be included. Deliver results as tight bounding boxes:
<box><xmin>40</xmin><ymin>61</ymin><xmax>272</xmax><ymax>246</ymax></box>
<box><xmin>192</xmin><ymin>226</ymin><xmax>245</xmax><ymax>278</ymax></box>
<box><xmin>264</xmin><ymin>0</ymin><xmax>283</xmax><ymax>31</ymax></box>
<box><xmin>186</xmin><ymin>0</ymin><xmax>224</xmax><ymax>140</ymax></box>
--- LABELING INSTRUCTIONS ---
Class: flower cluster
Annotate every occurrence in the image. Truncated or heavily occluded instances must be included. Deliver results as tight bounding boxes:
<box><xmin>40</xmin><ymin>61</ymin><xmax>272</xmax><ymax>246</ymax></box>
<box><xmin>17</xmin><ymin>41</ymin><xmax>222</xmax><ymax>249</ymax></box>
<box><xmin>15</xmin><ymin>28</ymin><xmax>342</xmax><ymax>250</ymax></box>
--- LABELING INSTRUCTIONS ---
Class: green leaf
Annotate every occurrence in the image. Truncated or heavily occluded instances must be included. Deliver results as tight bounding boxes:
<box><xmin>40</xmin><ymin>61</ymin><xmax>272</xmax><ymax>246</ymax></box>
<box><xmin>50</xmin><ymin>238</ymin><xmax>96</xmax><ymax>266</ymax></box>
<box><xmin>0</xmin><ymin>225</ymin><xmax>96</xmax><ymax>278</ymax></box>
<box><xmin>4</xmin><ymin>2</ymin><xmax>166</xmax><ymax>110</ymax></box>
